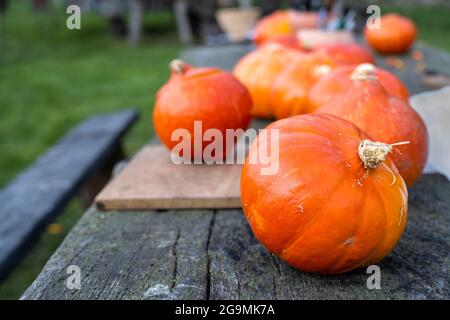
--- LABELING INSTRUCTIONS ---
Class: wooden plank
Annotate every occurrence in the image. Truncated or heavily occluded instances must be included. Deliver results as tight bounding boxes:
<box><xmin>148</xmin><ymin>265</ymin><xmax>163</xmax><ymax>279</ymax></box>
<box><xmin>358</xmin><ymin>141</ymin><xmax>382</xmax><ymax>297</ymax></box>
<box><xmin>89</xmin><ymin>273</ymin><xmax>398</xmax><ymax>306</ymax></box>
<box><xmin>375</xmin><ymin>45</ymin><xmax>450</xmax><ymax>95</ymax></box>
<box><xmin>410</xmin><ymin>86</ymin><xmax>450</xmax><ymax>180</ymax></box>
<box><xmin>21</xmin><ymin>208</ymin><xmax>214</xmax><ymax>300</ymax></box>
<box><xmin>95</xmin><ymin>145</ymin><xmax>243</xmax><ymax>210</ymax></box>
<box><xmin>95</xmin><ymin>118</ymin><xmax>270</xmax><ymax>211</ymax></box>
<box><xmin>21</xmin><ymin>174</ymin><xmax>450</xmax><ymax>299</ymax></box>
<box><xmin>0</xmin><ymin>109</ymin><xmax>139</xmax><ymax>281</ymax></box>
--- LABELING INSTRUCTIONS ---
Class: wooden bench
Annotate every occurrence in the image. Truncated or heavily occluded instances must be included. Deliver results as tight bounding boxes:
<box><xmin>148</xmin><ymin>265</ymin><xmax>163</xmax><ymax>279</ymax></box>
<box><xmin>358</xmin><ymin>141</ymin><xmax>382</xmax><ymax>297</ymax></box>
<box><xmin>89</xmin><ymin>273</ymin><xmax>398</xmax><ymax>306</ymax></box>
<box><xmin>21</xmin><ymin>44</ymin><xmax>450</xmax><ymax>299</ymax></box>
<box><xmin>0</xmin><ymin>109</ymin><xmax>139</xmax><ymax>281</ymax></box>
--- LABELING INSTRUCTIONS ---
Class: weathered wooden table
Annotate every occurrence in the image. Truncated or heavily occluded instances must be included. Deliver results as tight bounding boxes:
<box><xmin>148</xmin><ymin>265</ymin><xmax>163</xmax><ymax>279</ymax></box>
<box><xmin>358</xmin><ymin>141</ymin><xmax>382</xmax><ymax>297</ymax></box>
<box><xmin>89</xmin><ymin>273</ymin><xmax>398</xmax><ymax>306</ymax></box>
<box><xmin>22</xmin><ymin>43</ymin><xmax>450</xmax><ymax>300</ymax></box>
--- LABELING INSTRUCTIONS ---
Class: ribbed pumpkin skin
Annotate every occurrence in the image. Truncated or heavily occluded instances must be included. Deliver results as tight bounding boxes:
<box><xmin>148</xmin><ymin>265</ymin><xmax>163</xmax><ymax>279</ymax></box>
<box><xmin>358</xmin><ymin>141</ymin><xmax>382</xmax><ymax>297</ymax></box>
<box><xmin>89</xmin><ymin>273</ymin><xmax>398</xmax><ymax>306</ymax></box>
<box><xmin>153</xmin><ymin>65</ymin><xmax>252</xmax><ymax>160</ymax></box>
<box><xmin>241</xmin><ymin>114</ymin><xmax>408</xmax><ymax>274</ymax></box>
<box><xmin>307</xmin><ymin>65</ymin><xmax>409</xmax><ymax>113</ymax></box>
<box><xmin>314</xmin><ymin>80</ymin><xmax>428</xmax><ymax>186</ymax></box>
<box><xmin>312</xmin><ymin>43</ymin><xmax>375</xmax><ymax>66</ymax></box>
<box><xmin>364</xmin><ymin>14</ymin><xmax>417</xmax><ymax>54</ymax></box>
<box><xmin>270</xmin><ymin>53</ymin><xmax>337</xmax><ymax>119</ymax></box>
<box><xmin>233</xmin><ymin>44</ymin><xmax>301</xmax><ymax>118</ymax></box>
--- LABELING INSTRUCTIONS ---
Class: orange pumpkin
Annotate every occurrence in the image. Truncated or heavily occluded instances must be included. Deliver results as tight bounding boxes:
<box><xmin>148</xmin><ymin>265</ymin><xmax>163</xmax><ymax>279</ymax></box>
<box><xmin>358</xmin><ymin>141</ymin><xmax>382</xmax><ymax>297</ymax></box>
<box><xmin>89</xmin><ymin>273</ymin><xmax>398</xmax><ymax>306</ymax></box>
<box><xmin>307</xmin><ymin>63</ymin><xmax>409</xmax><ymax>113</ymax></box>
<box><xmin>253</xmin><ymin>10</ymin><xmax>295</xmax><ymax>45</ymax></box>
<box><xmin>312</xmin><ymin>43</ymin><xmax>375</xmax><ymax>65</ymax></box>
<box><xmin>254</xmin><ymin>10</ymin><xmax>318</xmax><ymax>45</ymax></box>
<box><xmin>313</xmin><ymin>70</ymin><xmax>428</xmax><ymax>186</ymax></box>
<box><xmin>258</xmin><ymin>34</ymin><xmax>303</xmax><ymax>51</ymax></box>
<box><xmin>153</xmin><ymin>60</ymin><xmax>252</xmax><ymax>160</ymax></box>
<box><xmin>270</xmin><ymin>53</ymin><xmax>337</xmax><ymax>119</ymax></box>
<box><xmin>364</xmin><ymin>14</ymin><xmax>417</xmax><ymax>54</ymax></box>
<box><xmin>233</xmin><ymin>43</ymin><xmax>302</xmax><ymax>118</ymax></box>
<box><xmin>241</xmin><ymin>113</ymin><xmax>408</xmax><ymax>274</ymax></box>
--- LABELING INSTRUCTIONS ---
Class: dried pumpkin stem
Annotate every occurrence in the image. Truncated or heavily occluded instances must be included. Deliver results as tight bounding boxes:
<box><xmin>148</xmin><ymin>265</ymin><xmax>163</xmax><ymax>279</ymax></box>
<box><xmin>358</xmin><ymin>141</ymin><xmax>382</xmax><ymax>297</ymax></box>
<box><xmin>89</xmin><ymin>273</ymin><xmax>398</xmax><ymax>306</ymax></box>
<box><xmin>358</xmin><ymin>139</ymin><xmax>410</xmax><ymax>169</ymax></box>
<box><xmin>351</xmin><ymin>63</ymin><xmax>378</xmax><ymax>81</ymax></box>
<box><xmin>390</xmin><ymin>141</ymin><xmax>411</xmax><ymax>147</ymax></box>
<box><xmin>170</xmin><ymin>59</ymin><xmax>185</xmax><ymax>74</ymax></box>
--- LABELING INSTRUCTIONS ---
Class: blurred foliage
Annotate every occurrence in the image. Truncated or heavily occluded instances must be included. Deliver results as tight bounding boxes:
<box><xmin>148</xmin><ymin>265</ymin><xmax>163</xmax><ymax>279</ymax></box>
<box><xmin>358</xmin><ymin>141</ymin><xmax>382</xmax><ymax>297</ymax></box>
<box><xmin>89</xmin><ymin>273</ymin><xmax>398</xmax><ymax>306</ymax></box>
<box><xmin>0</xmin><ymin>200</ymin><xmax>82</xmax><ymax>299</ymax></box>
<box><xmin>0</xmin><ymin>1</ymin><xmax>449</xmax><ymax>300</ymax></box>
<box><xmin>0</xmin><ymin>2</ymin><xmax>180</xmax><ymax>188</ymax></box>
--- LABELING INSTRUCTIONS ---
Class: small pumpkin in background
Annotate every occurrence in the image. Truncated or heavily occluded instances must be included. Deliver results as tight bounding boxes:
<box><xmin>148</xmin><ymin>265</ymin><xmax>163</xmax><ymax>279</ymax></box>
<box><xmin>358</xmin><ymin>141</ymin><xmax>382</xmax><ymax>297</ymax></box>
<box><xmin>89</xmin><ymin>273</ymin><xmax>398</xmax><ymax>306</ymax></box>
<box><xmin>364</xmin><ymin>14</ymin><xmax>417</xmax><ymax>54</ymax></box>
<box><xmin>153</xmin><ymin>60</ymin><xmax>252</xmax><ymax>160</ymax></box>
<box><xmin>312</xmin><ymin>43</ymin><xmax>375</xmax><ymax>66</ymax></box>
<box><xmin>257</xmin><ymin>34</ymin><xmax>303</xmax><ymax>51</ymax></box>
<box><xmin>253</xmin><ymin>10</ymin><xmax>318</xmax><ymax>45</ymax></box>
<box><xmin>270</xmin><ymin>53</ymin><xmax>337</xmax><ymax>119</ymax></box>
<box><xmin>241</xmin><ymin>114</ymin><xmax>408</xmax><ymax>274</ymax></box>
<box><xmin>233</xmin><ymin>43</ymin><xmax>302</xmax><ymax>118</ymax></box>
<box><xmin>307</xmin><ymin>63</ymin><xmax>409</xmax><ymax>113</ymax></box>
<box><xmin>313</xmin><ymin>68</ymin><xmax>428</xmax><ymax>186</ymax></box>
<box><xmin>253</xmin><ymin>10</ymin><xmax>295</xmax><ymax>45</ymax></box>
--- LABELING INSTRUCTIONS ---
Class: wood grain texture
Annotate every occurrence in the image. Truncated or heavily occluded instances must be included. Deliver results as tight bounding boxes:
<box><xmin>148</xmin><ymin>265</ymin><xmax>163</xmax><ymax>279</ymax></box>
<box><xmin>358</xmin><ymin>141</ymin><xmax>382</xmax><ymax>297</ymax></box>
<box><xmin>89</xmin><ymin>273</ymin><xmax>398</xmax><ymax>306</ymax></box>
<box><xmin>21</xmin><ymin>174</ymin><xmax>450</xmax><ymax>300</ymax></box>
<box><xmin>95</xmin><ymin>145</ymin><xmax>244</xmax><ymax>210</ymax></box>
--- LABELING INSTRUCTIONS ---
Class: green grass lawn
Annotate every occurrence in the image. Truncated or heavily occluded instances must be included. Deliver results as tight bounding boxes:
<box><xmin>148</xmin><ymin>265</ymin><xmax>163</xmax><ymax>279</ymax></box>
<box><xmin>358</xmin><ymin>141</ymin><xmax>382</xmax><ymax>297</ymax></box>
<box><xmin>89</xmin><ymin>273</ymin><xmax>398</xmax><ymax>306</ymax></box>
<box><xmin>0</xmin><ymin>1</ymin><xmax>449</xmax><ymax>299</ymax></box>
<box><xmin>0</xmin><ymin>4</ymin><xmax>181</xmax><ymax>188</ymax></box>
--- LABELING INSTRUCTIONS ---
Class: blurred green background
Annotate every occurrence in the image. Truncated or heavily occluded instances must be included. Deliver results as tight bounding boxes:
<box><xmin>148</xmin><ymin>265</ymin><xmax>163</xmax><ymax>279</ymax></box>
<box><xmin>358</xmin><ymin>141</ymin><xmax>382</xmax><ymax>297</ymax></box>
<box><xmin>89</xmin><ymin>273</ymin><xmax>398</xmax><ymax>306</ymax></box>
<box><xmin>0</xmin><ymin>1</ymin><xmax>449</xmax><ymax>299</ymax></box>
<box><xmin>0</xmin><ymin>0</ymin><xmax>180</xmax><ymax>299</ymax></box>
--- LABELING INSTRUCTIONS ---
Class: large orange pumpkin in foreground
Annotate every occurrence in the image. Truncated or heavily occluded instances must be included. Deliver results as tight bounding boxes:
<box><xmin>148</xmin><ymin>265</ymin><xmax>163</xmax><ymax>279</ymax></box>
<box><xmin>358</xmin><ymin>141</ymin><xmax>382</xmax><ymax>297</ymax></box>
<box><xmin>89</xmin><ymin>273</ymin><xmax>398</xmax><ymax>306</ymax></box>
<box><xmin>307</xmin><ymin>63</ymin><xmax>409</xmax><ymax>113</ymax></box>
<box><xmin>314</xmin><ymin>72</ymin><xmax>428</xmax><ymax>186</ymax></box>
<box><xmin>233</xmin><ymin>43</ymin><xmax>301</xmax><ymax>118</ymax></box>
<box><xmin>270</xmin><ymin>53</ymin><xmax>337</xmax><ymax>119</ymax></box>
<box><xmin>241</xmin><ymin>114</ymin><xmax>408</xmax><ymax>274</ymax></box>
<box><xmin>364</xmin><ymin>14</ymin><xmax>417</xmax><ymax>54</ymax></box>
<box><xmin>312</xmin><ymin>43</ymin><xmax>375</xmax><ymax>66</ymax></box>
<box><xmin>153</xmin><ymin>60</ymin><xmax>252</xmax><ymax>160</ymax></box>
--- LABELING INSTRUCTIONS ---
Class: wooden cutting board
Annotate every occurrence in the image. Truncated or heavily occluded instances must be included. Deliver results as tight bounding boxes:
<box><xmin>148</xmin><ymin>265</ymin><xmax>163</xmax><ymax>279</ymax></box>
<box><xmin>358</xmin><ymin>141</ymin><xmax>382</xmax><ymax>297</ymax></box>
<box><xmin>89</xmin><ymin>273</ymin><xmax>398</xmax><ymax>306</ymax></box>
<box><xmin>95</xmin><ymin>145</ymin><xmax>243</xmax><ymax>210</ymax></box>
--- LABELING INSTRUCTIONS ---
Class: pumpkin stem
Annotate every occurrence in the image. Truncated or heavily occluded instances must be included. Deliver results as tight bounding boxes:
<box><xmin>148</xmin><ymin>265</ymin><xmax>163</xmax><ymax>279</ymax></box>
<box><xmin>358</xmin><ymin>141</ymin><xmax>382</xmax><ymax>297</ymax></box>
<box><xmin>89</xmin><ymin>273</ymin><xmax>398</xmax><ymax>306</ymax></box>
<box><xmin>390</xmin><ymin>141</ymin><xmax>411</xmax><ymax>147</ymax></box>
<box><xmin>351</xmin><ymin>63</ymin><xmax>377</xmax><ymax>81</ymax></box>
<box><xmin>170</xmin><ymin>59</ymin><xmax>186</xmax><ymax>74</ymax></box>
<box><xmin>358</xmin><ymin>139</ymin><xmax>410</xmax><ymax>169</ymax></box>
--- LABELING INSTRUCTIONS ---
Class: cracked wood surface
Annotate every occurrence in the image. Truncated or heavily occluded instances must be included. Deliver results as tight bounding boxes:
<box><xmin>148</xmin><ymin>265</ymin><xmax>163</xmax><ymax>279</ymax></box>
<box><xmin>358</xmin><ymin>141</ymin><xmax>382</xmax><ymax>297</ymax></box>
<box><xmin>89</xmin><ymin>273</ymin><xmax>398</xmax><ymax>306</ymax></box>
<box><xmin>21</xmin><ymin>174</ymin><xmax>449</xmax><ymax>299</ymax></box>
